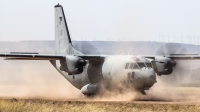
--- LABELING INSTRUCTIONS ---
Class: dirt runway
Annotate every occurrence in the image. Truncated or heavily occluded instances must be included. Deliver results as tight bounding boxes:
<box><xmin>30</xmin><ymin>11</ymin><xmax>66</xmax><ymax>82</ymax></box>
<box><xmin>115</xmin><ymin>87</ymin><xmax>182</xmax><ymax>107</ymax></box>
<box><xmin>0</xmin><ymin>98</ymin><xmax>200</xmax><ymax>112</ymax></box>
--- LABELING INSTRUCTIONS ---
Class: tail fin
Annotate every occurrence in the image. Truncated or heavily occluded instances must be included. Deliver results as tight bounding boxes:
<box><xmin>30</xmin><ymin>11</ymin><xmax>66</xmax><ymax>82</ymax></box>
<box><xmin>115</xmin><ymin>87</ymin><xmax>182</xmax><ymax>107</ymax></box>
<box><xmin>54</xmin><ymin>4</ymin><xmax>82</xmax><ymax>55</ymax></box>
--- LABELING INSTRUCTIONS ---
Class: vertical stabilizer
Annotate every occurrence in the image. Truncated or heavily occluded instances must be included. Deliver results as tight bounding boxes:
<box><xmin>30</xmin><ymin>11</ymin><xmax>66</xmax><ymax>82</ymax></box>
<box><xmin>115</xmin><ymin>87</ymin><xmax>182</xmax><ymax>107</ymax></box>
<box><xmin>54</xmin><ymin>4</ymin><xmax>81</xmax><ymax>55</ymax></box>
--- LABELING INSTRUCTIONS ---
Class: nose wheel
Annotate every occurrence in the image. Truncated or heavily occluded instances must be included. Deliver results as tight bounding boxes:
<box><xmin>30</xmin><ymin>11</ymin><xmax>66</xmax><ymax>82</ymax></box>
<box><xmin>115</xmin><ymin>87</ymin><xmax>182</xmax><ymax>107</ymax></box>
<box><xmin>132</xmin><ymin>92</ymin><xmax>142</xmax><ymax>101</ymax></box>
<box><xmin>132</xmin><ymin>90</ymin><xmax>146</xmax><ymax>101</ymax></box>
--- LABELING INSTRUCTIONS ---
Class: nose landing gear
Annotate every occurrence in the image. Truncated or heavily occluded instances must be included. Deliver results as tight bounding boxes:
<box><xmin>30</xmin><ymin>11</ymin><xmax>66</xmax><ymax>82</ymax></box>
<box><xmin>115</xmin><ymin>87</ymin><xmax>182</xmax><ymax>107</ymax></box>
<box><xmin>140</xmin><ymin>90</ymin><xmax>146</xmax><ymax>95</ymax></box>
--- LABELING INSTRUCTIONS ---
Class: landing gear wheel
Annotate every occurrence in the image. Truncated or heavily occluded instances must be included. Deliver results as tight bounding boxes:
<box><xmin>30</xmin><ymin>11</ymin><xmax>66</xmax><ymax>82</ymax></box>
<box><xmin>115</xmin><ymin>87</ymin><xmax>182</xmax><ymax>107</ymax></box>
<box><xmin>84</xmin><ymin>93</ymin><xmax>95</xmax><ymax>98</ymax></box>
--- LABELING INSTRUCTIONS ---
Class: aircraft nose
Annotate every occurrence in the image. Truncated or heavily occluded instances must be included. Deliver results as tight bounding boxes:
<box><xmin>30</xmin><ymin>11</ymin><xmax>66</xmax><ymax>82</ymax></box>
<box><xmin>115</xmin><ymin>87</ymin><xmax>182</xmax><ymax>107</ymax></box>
<box><xmin>143</xmin><ymin>68</ymin><xmax>157</xmax><ymax>88</ymax></box>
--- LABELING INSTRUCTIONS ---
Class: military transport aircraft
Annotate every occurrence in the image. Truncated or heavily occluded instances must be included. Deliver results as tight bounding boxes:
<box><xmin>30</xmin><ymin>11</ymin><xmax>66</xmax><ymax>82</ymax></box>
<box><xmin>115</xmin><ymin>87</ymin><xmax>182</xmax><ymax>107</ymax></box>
<box><xmin>0</xmin><ymin>4</ymin><xmax>199</xmax><ymax>97</ymax></box>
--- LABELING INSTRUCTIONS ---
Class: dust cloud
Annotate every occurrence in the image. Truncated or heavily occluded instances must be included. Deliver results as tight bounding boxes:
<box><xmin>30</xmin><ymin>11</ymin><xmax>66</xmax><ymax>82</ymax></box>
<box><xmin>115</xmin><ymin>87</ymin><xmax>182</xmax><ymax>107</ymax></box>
<box><xmin>0</xmin><ymin>41</ymin><xmax>82</xmax><ymax>100</ymax></box>
<box><xmin>87</xmin><ymin>76</ymin><xmax>200</xmax><ymax>102</ymax></box>
<box><xmin>0</xmin><ymin>60</ymin><xmax>82</xmax><ymax>100</ymax></box>
<box><xmin>141</xmin><ymin>60</ymin><xmax>200</xmax><ymax>102</ymax></box>
<box><xmin>142</xmin><ymin>78</ymin><xmax>200</xmax><ymax>102</ymax></box>
<box><xmin>143</xmin><ymin>67</ymin><xmax>200</xmax><ymax>102</ymax></box>
<box><xmin>91</xmin><ymin>84</ymin><xmax>139</xmax><ymax>101</ymax></box>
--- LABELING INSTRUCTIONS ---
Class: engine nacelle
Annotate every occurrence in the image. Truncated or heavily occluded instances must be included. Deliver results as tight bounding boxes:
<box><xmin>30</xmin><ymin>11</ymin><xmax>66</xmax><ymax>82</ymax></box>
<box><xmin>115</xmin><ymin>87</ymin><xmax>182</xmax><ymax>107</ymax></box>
<box><xmin>60</xmin><ymin>55</ymin><xmax>86</xmax><ymax>75</ymax></box>
<box><xmin>81</xmin><ymin>83</ymin><xmax>99</xmax><ymax>95</ymax></box>
<box><xmin>152</xmin><ymin>56</ymin><xmax>176</xmax><ymax>75</ymax></box>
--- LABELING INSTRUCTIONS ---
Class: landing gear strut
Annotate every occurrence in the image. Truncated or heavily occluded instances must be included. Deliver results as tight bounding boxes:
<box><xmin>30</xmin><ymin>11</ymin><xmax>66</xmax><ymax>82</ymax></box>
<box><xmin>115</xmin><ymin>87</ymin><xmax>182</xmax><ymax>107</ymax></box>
<box><xmin>140</xmin><ymin>90</ymin><xmax>146</xmax><ymax>95</ymax></box>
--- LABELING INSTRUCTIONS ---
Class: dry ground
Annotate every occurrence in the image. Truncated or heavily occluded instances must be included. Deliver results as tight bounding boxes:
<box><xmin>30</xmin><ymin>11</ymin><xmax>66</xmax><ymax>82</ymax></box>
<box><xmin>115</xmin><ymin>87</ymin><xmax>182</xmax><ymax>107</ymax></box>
<box><xmin>1</xmin><ymin>85</ymin><xmax>200</xmax><ymax>112</ymax></box>
<box><xmin>0</xmin><ymin>99</ymin><xmax>200</xmax><ymax>112</ymax></box>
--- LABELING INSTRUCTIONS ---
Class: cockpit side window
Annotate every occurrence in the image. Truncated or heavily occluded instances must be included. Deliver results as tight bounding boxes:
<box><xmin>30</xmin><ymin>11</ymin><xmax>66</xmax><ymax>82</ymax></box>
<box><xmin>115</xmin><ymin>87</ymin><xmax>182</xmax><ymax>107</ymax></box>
<box><xmin>125</xmin><ymin>63</ymin><xmax>129</xmax><ymax>69</ymax></box>
<box><xmin>137</xmin><ymin>62</ymin><xmax>146</xmax><ymax>68</ymax></box>
<box><xmin>145</xmin><ymin>63</ymin><xmax>152</xmax><ymax>68</ymax></box>
<box><xmin>129</xmin><ymin>63</ymin><xmax>134</xmax><ymax>69</ymax></box>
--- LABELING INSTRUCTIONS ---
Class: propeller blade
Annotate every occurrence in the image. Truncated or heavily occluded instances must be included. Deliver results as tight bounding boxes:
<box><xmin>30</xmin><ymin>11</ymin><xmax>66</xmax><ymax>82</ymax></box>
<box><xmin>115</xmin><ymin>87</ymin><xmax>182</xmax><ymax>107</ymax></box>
<box><xmin>73</xmin><ymin>41</ymin><xmax>100</xmax><ymax>55</ymax></box>
<box><xmin>155</xmin><ymin>43</ymin><xmax>191</xmax><ymax>85</ymax></box>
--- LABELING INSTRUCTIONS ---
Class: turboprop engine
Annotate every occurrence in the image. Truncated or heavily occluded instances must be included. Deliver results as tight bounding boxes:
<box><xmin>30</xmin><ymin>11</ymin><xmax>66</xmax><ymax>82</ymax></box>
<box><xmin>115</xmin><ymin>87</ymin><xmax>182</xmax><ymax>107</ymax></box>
<box><xmin>59</xmin><ymin>55</ymin><xmax>86</xmax><ymax>75</ymax></box>
<box><xmin>151</xmin><ymin>56</ymin><xmax>176</xmax><ymax>75</ymax></box>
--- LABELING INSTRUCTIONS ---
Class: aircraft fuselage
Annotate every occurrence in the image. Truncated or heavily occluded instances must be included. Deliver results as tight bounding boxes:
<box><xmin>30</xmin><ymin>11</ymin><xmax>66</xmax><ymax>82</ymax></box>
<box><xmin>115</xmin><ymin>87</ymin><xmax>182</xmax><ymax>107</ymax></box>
<box><xmin>51</xmin><ymin>55</ymin><xmax>157</xmax><ymax>95</ymax></box>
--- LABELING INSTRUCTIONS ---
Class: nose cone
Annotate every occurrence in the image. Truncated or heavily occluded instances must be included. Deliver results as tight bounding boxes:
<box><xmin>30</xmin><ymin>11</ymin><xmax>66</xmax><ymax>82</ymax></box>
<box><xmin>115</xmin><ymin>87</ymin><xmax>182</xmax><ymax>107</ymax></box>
<box><xmin>143</xmin><ymin>68</ymin><xmax>156</xmax><ymax>88</ymax></box>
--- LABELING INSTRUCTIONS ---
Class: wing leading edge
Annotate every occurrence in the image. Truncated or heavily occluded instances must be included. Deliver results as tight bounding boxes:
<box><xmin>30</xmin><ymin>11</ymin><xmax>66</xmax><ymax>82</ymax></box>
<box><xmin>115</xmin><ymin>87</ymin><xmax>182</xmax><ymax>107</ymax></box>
<box><xmin>0</xmin><ymin>53</ymin><xmax>104</xmax><ymax>60</ymax></box>
<box><xmin>144</xmin><ymin>54</ymin><xmax>200</xmax><ymax>60</ymax></box>
<box><xmin>0</xmin><ymin>54</ymin><xmax>66</xmax><ymax>60</ymax></box>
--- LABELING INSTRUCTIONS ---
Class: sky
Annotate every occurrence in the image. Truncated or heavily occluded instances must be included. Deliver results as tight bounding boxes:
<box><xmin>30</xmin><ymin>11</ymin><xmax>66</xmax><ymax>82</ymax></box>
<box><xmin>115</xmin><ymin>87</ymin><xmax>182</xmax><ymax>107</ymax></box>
<box><xmin>1</xmin><ymin>0</ymin><xmax>200</xmax><ymax>43</ymax></box>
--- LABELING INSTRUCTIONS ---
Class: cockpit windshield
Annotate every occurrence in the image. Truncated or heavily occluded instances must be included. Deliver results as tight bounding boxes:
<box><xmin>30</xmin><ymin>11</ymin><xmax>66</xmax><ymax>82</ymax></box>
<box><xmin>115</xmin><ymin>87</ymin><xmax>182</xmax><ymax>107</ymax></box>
<box><xmin>145</xmin><ymin>63</ymin><xmax>152</xmax><ymax>68</ymax></box>
<box><xmin>127</xmin><ymin>62</ymin><xmax>152</xmax><ymax>69</ymax></box>
<box><xmin>133</xmin><ymin>64</ymin><xmax>140</xmax><ymax>69</ymax></box>
<box><xmin>137</xmin><ymin>62</ymin><xmax>146</xmax><ymax>68</ymax></box>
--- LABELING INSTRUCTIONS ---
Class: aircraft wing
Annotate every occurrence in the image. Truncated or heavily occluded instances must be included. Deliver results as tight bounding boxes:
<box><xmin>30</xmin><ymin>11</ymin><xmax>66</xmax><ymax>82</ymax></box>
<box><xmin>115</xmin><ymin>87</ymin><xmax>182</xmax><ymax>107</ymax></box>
<box><xmin>0</xmin><ymin>53</ymin><xmax>104</xmax><ymax>60</ymax></box>
<box><xmin>144</xmin><ymin>54</ymin><xmax>200</xmax><ymax>60</ymax></box>
<box><xmin>1</xmin><ymin>53</ymin><xmax>199</xmax><ymax>61</ymax></box>
<box><xmin>78</xmin><ymin>55</ymin><xmax>105</xmax><ymax>60</ymax></box>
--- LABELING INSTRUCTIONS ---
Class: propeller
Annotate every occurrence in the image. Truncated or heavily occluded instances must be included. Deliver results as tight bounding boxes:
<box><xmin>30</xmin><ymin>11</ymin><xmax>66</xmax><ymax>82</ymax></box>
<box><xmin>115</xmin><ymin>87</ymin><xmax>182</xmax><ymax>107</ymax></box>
<box><xmin>73</xmin><ymin>41</ymin><xmax>100</xmax><ymax>55</ymax></box>
<box><xmin>155</xmin><ymin>43</ymin><xmax>191</xmax><ymax>86</ymax></box>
